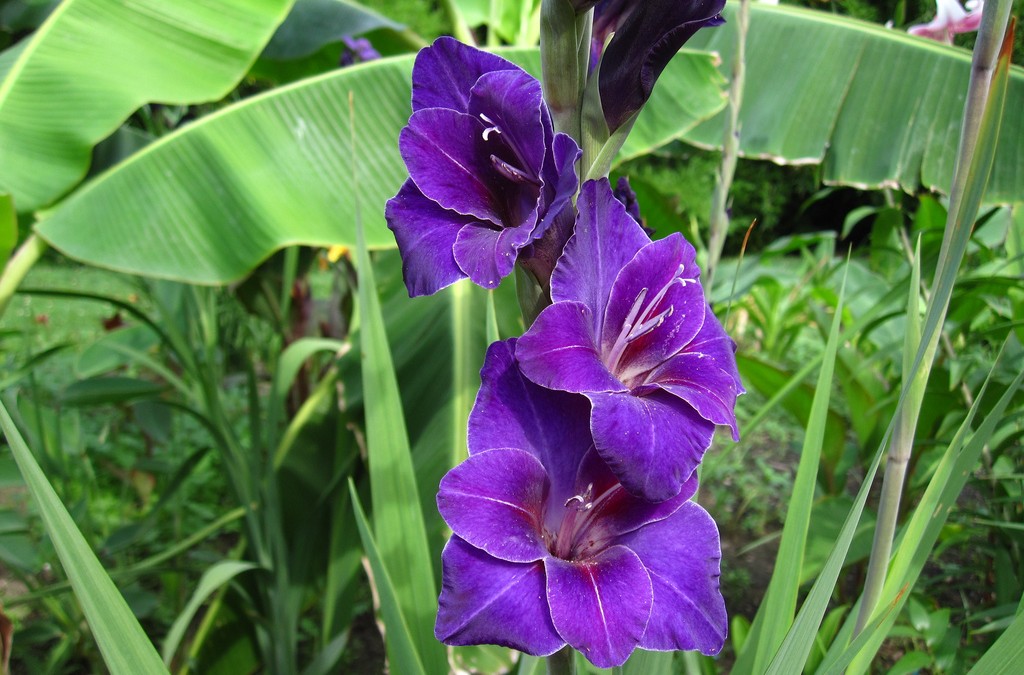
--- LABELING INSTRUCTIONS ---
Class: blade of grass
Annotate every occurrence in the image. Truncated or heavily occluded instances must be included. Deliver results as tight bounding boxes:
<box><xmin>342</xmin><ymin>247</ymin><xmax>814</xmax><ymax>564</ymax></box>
<box><xmin>835</xmin><ymin>342</ymin><xmax>1024</xmax><ymax>674</ymax></box>
<box><xmin>764</xmin><ymin>248</ymin><xmax>920</xmax><ymax>674</ymax></box>
<box><xmin>851</xmin><ymin>4</ymin><xmax>1015</xmax><ymax>646</ymax></box>
<box><xmin>348</xmin><ymin>479</ymin><xmax>428</xmax><ymax>675</ymax></box>
<box><xmin>161</xmin><ymin>561</ymin><xmax>259</xmax><ymax>665</ymax></box>
<box><xmin>0</xmin><ymin>397</ymin><xmax>168</xmax><ymax>674</ymax></box>
<box><xmin>966</xmin><ymin>604</ymin><xmax>1024</xmax><ymax>675</ymax></box>
<box><xmin>349</xmin><ymin>92</ymin><xmax>446</xmax><ymax>674</ymax></box>
<box><xmin>733</xmin><ymin>266</ymin><xmax>849</xmax><ymax>673</ymax></box>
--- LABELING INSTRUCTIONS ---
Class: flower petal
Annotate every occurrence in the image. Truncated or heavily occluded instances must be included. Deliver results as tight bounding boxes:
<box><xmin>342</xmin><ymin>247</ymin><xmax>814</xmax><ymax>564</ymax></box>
<box><xmin>468</xmin><ymin>339</ymin><xmax>592</xmax><ymax>506</ymax></box>
<box><xmin>412</xmin><ymin>36</ymin><xmax>523</xmax><ymax>113</ymax></box>
<box><xmin>588</xmin><ymin>389</ymin><xmax>714</xmax><ymax>501</ymax></box>
<box><xmin>603</xmin><ymin>233</ymin><xmax>705</xmax><ymax>382</ymax></box>
<box><xmin>649</xmin><ymin>305</ymin><xmax>743</xmax><ymax>438</ymax></box>
<box><xmin>622</xmin><ymin>502</ymin><xmax>727</xmax><ymax>655</ymax></box>
<box><xmin>436</xmin><ymin>536</ymin><xmax>564</xmax><ymax>656</ymax></box>
<box><xmin>437</xmin><ymin>448</ymin><xmax>549</xmax><ymax>562</ymax></box>
<box><xmin>468</xmin><ymin>69</ymin><xmax>547</xmax><ymax>186</ymax></box>
<box><xmin>518</xmin><ymin>301</ymin><xmax>627</xmax><ymax>394</ymax></box>
<box><xmin>599</xmin><ymin>0</ymin><xmax>726</xmax><ymax>131</ymax></box>
<box><xmin>401</xmin><ymin>108</ymin><xmax>503</xmax><ymax>224</ymax></box>
<box><xmin>545</xmin><ymin>545</ymin><xmax>653</xmax><ymax>668</ymax></box>
<box><xmin>385</xmin><ymin>179</ymin><xmax>471</xmax><ymax>296</ymax></box>
<box><xmin>452</xmin><ymin>222</ymin><xmax>519</xmax><ymax>289</ymax></box>
<box><xmin>550</xmin><ymin>179</ymin><xmax>650</xmax><ymax>337</ymax></box>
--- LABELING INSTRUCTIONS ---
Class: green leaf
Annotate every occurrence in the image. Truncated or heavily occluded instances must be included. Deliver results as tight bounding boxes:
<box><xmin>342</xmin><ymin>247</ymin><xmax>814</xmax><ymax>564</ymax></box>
<box><xmin>35</xmin><ymin>49</ymin><xmax>724</xmax><ymax>284</ymax></box>
<box><xmin>682</xmin><ymin>3</ymin><xmax>1024</xmax><ymax>205</ymax></box>
<box><xmin>0</xmin><ymin>398</ymin><xmax>168</xmax><ymax>674</ymax></box>
<box><xmin>348</xmin><ymin>480</ymin><xmax>427</xmax><ymax>675</ymax></box>
<box><xmin>0</xmin><ymin>0</ymin><xmax>294</xmax><ymax>211</ymax></box>
<box><xmin>0</xmin><ymin>193</ymin><xmax>14</xmax><ymax>269</ymax></box>
<box><xmin>351</xmin><ymin>125</ymin><xmax>447</xmax><ymax>673</ymax></box>
<box><xmin>967</xmin><ymin>606</ymin><xmax>1024</xmax><ymax>675</ymax></box>
<box><xmin>161</xmin><ymin>561</ymin><xmax>259</xmax><ymax>666</ymax></box>
<box><xmin>60</xmin><ymin>376</ymin><xmax>165</xmax><ymax>407</ymax></box>
<box><xmin>735</xmin><ymin>268</ymin><xmax>847</xmax><ymax>673</ymax></box>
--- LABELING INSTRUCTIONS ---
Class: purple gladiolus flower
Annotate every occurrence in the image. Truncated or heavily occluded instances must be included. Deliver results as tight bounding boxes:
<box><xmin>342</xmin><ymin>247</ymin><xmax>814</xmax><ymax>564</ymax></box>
<box><xmin>590</xmin><ymin>0</ymin><xmax>727</xmax><ymax>133</ymax></box>
<box><xmin>516</xmin><ymin>179</ymin><xmax>743</xmax><ymax>502</ymax></box>
<box><xmin>435</xmin><ymin>339</ymin><xmax>727</xmax><ymax>667</ymax></box>
<box><xmin>385</xmin><ymin>37</ymin><xmax>581</xmax><ymax>296</ymax></box>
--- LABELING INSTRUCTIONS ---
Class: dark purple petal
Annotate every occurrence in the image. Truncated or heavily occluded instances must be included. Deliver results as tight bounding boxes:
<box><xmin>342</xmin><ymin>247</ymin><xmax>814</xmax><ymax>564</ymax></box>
<box><xmin>437</xmin><ymin>448</ymin><xmax>548</xmax><ymax>562</ymax></box>
<box><xmin>550</xmin><ymin>180</ymin><xmax>650</xmax><ymax>338</ymax></box>
<box><xmin>468</xmin><ymin>339</ymin><xmax>592</xmax><ymax>506</ymax></box>
<box><xmin>385</xmin><ymin>179</ymin><xmax>470</xmax><ymax>296</ymax></box>
<box><xmin>602</xmin><ymin>233</ymin><xmax>705</xmax><ymax>383</ymax></box>
<box><xmin>518</xmin><ymin>301</ymin><xmax>626</xmax><ymax>394</ymax></box>
<box><xmin>649</xmin><ymin>305</ymin><xmax>743</xmax><ymax>439</ymax></box>
<box><xmin>401</xmin><ymin>108</ymin><xmax>503</xmax><ymax>224</ymax></box>
<box><xmin>534</xmin><ymin>132</ymin><xmax>582</xmax><ymax>243</ymax></box>
<box><xmin>453</xmin><ymin>223</ymin><xmax>522</xmax><ymax>290</ymax></box>
<box><xmin>436</xmin><ymin>536</ymin><xmax>565</xmax><ymax>655</ymax></box>
<box><xmin>599</xmin><ymin>0</ymin><xmax>727</xmax><ymax>131</ymax></box>
<box><xmin>412</xmin><ymin>36</ymin><xmax>523</xmax><ymax>113</ymax></box>
<box><xmin>545</xmin><ymin>546</ymin><xmax>653</xmax><ymax>668</ymax></box>
<box><xmin>468</xmin><ymin>69</ymin><xmax>547</xmax><ymax>185</ymax></box>
<box><xmin>588</xmin><ymin>389</ymin><xmax>714</xmax><ymax>501</ymax></box>
<box><xmin>622</xmin><ymin>502</ymin><xmax>727</xmax><ymax>655</ymax></box>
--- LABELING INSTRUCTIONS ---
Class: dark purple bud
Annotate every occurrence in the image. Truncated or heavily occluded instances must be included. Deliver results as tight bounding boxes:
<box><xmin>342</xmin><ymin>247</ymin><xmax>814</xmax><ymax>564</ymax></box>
<box><xmin>339</xmin><ymin>35</ymin><xmax>380</xmax><ymax>67</ymax></box>
<box><xmin>596</xmin><ymin>0</ymin><xmax>726</xmax><ymax>132</ymax></box>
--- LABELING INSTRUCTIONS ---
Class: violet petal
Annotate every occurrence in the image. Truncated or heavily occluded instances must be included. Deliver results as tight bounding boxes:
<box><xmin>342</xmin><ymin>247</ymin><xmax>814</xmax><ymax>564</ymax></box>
<box><xmin>435</xmin><ymin>536</ymin><xmax>564</xmax><ymax>655</ymax></box>
<box><xmin>518</xmin><ymin>301</ymin><xmax>627</xmax><ymax>394</ymax></box>
<box><xmin>588</xmin><ymin>389</ymin><xmax>714</xmax><ymax>501</ymax></box>
<box><xmin>437</xmin><ymin>448</ymin><xmax>549</xmax><ymax>563</ymax></box>
<box><xmin>401</xmin><ymin>108</ymin><xmax>502</xmax><ymax>224</ymax></box>
<box><xmin>468</xmin><ymin>339</ymin><xmax>592</xmax><ymax>506</ymax></box>
<box><xmin>649</xmin><ymin>305</ymin><xmax>743</xmax><ymax>439</ymax></box>
<box><xmin>384</xmin><ymin>179</ymin><xmax>471</xmax><ymax>296</ymax></box>
<box><xmin>412</xmin><ymin>36</ymin><xmax>523</xmax><ymax>113</ymax></box>
<box><xmin>545</xmin><ymin>545</ymin><xmax>653</xmax><ymax>668</ymax></box>
<box><xmin>622</xmin><ymin>503</ymin><xmax>727</xmax><ymax>655</ymax></box>
<box><xmin>602</xmin><ymin>233</ymin><xmax>705</xmax><ymax>383</ymax></box>
<box><xmin>550</xmin><ymin>179</ymin><xmax>650</xmax><ymax>338</ymax></box>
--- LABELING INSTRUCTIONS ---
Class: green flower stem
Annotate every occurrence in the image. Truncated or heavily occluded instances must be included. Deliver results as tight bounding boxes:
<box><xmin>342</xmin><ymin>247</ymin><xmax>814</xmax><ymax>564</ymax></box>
<box><xmin>0</xmin><ymin>233</ymin><xmax>47</xmax><ymax>319</ymax></box>
<box><xmin>540</xmin><ymin>0</ymin><xmax>591</xmax><ymax>142</ymax></box>
<box><xmin>706</xmin><ymin>0</ymin><xmax>749</xmax><ymax>290</ymax></box>
<box><xmin>852</xmin><ymin>0</ymin><xmax>1014</xmax><ymax>638</ymax></box>
<box><xmin>546</xmin><ymin>646</ymin><xmax>577</xmax><ymax>675</ymax></box>
<box><xmin>441</xmin><ymin>0</ymin><xmax>477</xmax><ymax>46</ymax></box>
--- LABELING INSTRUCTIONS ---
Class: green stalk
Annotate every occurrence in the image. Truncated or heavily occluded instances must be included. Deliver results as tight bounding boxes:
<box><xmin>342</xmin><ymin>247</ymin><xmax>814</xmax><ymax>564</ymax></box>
<box><xmin>706</xmin><ymin>0</ymin><xmax>749</xmax><ymax>290</ymax></box>
<box><xmin>546</xmin><ymin>646</ymin><xmax>576</xmax><ymax>675</ymax></box>
<box><xmin>852</xmin><ymin>0</ymin><xmax>1014</xmax><ymax>637</ymax></box>
<box><xmin>440</xmin><ymin>0</ymin><xmax>477</xmax><ymax>46</ymax></box>
<box><xmin>540</xmin><ymin>0</ymin><xmax>591</xmax><ymax>142</ymax></box>
<box><xmin>0</xmin><ymin>232</ymin><xmax>47</xmax><ymax>318</ymax></box>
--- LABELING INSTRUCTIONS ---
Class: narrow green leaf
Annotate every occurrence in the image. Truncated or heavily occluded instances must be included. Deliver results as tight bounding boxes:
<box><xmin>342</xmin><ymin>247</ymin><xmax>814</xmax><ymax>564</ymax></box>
<box><xmin>834</xmin><ymin>346</ymin><xmax>1024</xmax><ymax>674</ymax></box>
<box><xmin>735</xmin><ymin>269</ymin><xmax>848</xmax><ymax>673</ymax></box>
<box><xmin>621</xmin><ymin>649</ymin><xmax>673</xmax><ymax>675</ymax></box>
<box><xmin>0</xmin><ymin>398</ymin><xmax>168</xmax><ymax>674</ymax></box>
<box><xmin>967</xmin><ymin>606</ymin><xmax>1024</xmax><ymax>675</ymax></box>
<box><xmin>0</xmin><ymin>193</ymin><xmax>14</xmax><ymax>269</ymax></box>
<box><xmin>161</xmin><ymin>561</ymin><xmax>259</xmax><ymax>665</ymax></box>
<box><xmin>351</xmin><ymin>100</ymin><xmax>447</xmax><ymax>673</ymax></box>
<box><xmin>347</xmin><ymin>479</ymin><xmax>427</xmax><ymax>675</ymax></box>
<box><xmin>60</xmin><ymin>376</ymin><xmax>165</xmax><ymax>407</ymax></box>
<box><xmin>0</xmin><ymin>0</ymin><xmax>294</xmax><ymax>211</ymax></box>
